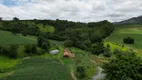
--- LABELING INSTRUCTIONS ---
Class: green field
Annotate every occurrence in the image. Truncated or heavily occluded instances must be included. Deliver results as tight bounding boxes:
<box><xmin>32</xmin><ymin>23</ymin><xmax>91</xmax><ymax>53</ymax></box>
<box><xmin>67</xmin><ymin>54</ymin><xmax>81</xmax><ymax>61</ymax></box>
<box><xmin>0</xmin><ymin>30</ymin><xmax>37</xmax><ymax>44</ymax></box>
<box><xmin>106</xmin><ymin>24</ymin><xmax>142</xmax><ymax>53</ymax></box>
<box><xmin>0</xmin><ymin>56</ymin><xmax>21</xmax><ymax>72</ymax></box>
<box><xmin>3</xmin><ymin>58</ymin><xmax>72</xmax><ymax>80</ymax></box>
<box><xmin>0</xmin><ymin>56</ymin><xmax>21</xmax><ymax>78</ymax></box>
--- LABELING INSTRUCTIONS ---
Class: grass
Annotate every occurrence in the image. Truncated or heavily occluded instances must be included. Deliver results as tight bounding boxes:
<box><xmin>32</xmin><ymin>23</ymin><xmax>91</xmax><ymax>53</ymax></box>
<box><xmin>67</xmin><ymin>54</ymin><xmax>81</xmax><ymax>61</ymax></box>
<box><xmin>104</xmin><ymin>41</ymin><xmax>129</xmax><ymax>53</ymax></box>
<box><xmin>0</xmin><ymin>56</ymin><xmax>21</xmax><ymax>76</ymax></box>
<box><xmin>3</xmin><ymin>58</ymin><xmax>72</xmax><ymax>80</ymax></box>
<box><xmin>106</xmin><ymin>24</ymin><xmax>142</xmax><ymax>54</ymax></box>
<box><xmin>0</xmin><ymin>30</ymin><xmax>37</xmax><ymax>44</ymax></box>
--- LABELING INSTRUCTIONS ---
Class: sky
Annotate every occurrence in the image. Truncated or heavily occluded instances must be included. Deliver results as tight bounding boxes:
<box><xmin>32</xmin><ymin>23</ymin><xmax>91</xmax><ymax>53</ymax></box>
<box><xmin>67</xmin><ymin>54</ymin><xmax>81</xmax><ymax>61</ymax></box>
<box><xmin>0</xmin><ymin>0</ymin><xmax>142</xmax><ymax>22</ymax></box>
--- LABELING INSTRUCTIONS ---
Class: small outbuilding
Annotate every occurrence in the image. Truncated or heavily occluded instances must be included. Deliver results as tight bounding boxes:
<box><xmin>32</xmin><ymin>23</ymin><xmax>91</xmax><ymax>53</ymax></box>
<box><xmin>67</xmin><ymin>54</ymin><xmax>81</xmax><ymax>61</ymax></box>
<box><xmin>50</xmin><ymin>49</ymin><xmax>59</xmax><ymax>55</ymax></box>
<box><xmin>63</xmin><ymin>48</ymin><xmax>75</xmax><ymax>58</ymax></box>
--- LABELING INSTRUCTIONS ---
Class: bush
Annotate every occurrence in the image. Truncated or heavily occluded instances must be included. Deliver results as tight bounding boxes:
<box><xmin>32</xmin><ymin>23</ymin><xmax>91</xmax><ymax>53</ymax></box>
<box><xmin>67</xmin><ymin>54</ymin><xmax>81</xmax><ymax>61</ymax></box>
<box><xmin>123</xmin><ymin>37</ymin><xmax>134</xmax><ymax>44</ymax></box>
<box><xmin>91</xmin><ymin>42</ymin><xmax>104</xmax><ymax>55</ymax></box>
<box><xmin>37</xmin><ymin>36</ymin><xmax>50</xmax><ymax>51</ymax></box>
<box><xmin>103</xmin><ymin>48</ymin><xmax>111</xmax><ymax>57</ymax></box>
<box><xmin>24</xmin><ymin>45</ymin><xmax>37</xmax><ymax>55</ymax></box>
<box><xmin>103</xmin><ymin>53</ymin><xmax>142</xmax><ymax>80</ymax></box>
<box><xmin>0</xmin><ymin>45</ymin><xmax>18</xmax><ymax>58</ymax></box>
<box><xmin>9</xmin><ymin>45</ymin><xmax>18</xmax><ymax>58</ymax></box>
<box><xmin>64</xmin><ymin>40</ymin><xmax>73</xmax><ymax>47</ymax></box>
<box><xmin>76</xmin><ymin>66</ymin><xmax>86</xmax><ymax>78</ymax></box>
<box><xmin>113</xmin><ymin>49</ymin><xmax>122</xmax><ymax>55</ymax></box>
<box><xmin>90</xmin><ymin>33</ymin><xmax>102</xmax><ymax>43</ymax></box>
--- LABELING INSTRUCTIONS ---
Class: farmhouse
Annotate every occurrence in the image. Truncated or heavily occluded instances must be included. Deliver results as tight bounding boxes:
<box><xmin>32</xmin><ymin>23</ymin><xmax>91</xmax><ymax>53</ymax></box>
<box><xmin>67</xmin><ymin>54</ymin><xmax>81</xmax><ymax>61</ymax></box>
<box><xmin>64</xmin><ymin>48</ymin><xmax>75</xmax><ymax>58</ymax></box>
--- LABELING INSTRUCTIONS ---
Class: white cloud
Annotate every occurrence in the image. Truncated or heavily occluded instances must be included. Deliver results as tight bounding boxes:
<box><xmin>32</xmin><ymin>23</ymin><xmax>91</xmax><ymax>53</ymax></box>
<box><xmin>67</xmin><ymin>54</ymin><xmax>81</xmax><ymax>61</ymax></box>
<box><xmin>0</xmin><ymin>0</ymin><xmax>142</xmax><ymax>22</ymax></box>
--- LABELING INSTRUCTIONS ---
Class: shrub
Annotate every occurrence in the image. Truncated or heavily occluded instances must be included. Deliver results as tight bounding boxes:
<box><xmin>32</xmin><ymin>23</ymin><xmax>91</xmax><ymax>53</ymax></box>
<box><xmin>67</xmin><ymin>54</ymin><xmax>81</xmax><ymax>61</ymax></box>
<box><xmin>9</xmin><ymin>45</ymin><xmax>18</xmax><ymax>58</ymax></box>
<box><xmin>64</xmin><ymin>40</ymin><xmax>73</xmax><ymax>47</ymax></box>
<box><xmin>103</xmin><ymin>53</ymin><xmax>142</xmax><ymax>80</ymax></box>
<box><xmin>76</xmin><ymin>66</ymin><xmax>86</xmax><ymax>78</ymax></box>
<box><xmin>0</xmin><ymin>45</ymin><xmax>18</xmax><ymax>58</ymax></box>
<box><xmin>113</xmin><ymin>49</ymin><xmax>122</xmax><ymax>55</ymax></box>
<box><xmin>91</xmin><ymin>42</ymin><xmax>104</xmax><ymax>55</ymax></box>
<box><xmin>37</xmin><ymin>36</ymin><xmax>50</xmax><ymax>51</ymax></box>
<box><xmin>103</xmin><ymin>48</ymin><xmax>111</xmax><ymax>57</ymax></box>
<box><xmin>24</xmin><ymin>45</ymin><xmax>37</xmax><ymax>55</ymax></box>
<box><xmin>123</xmin><ymin>37</ymin><xmax>134</xmax><ymax>44</ymax></box>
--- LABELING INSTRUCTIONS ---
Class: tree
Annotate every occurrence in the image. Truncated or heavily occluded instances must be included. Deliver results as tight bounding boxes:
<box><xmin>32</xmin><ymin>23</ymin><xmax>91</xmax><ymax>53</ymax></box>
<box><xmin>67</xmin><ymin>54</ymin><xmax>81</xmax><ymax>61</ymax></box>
<box><xmin>103</xmin><ymin>47</ymin><xmax>111</xmax><ymax>57</ymax></box>
<box><xmin>37</xmin><ymin>36</ymin><xmax>44</xmax><ymax>47</ymax></box>
<box><xmin>9</xmin><ymin>45</ymin><xmax>18</xmax><ymax>58</ymax></box>
<box><xmin>91</xmin><ymin>42</ymin><xmax>104</xmax><ymax>55</ymax></box>
<box><xmin>90</xmin><ymin>32</ymin><xmax>102</xmax><ymax>43</ymax></box>
<box><xmin>123</xmin><ymin>37</ymin><xmax>134</xmax><ymax>44</ymax></box>
<box><xmin>24</xmin><ymin>44</ymin><xmax>32</xmax><ymax>54</ymax></box>
<box><xmin>31</xmin><ymin>45</ymin><xmax>37</xmax><ymax>54</ymax></box>
<box><xmin>76</xmin><ymin>66</ymin><xmax>86</xmax><ymax>78</ymax></box>
<box><xmin>64</xmin><ymin>40</ymin><xmax>73</xmax><ymax>47</ymax></box>
<box><xmin>103</xmin><ymin>53</ymin><xmax>142</xmax><ymax>80</ymax></box>
<box><xmin>13</xmin><ymin>17</ymin><xmax>19</xmax><ymax>21</ymax></box>
<box><xmin>0</xmin><ymin>17</ymin><xmax>2</xmax><ymax>21</ymax></box>
<box><xmin>24</xmin><ymin>44</ymin><xmax>37</xmax><ymax>55</ymax></box>
<box><xmin>37</xmin><ymin>36</ymin><xmax>50</xmax><ymax>51</ymax></box>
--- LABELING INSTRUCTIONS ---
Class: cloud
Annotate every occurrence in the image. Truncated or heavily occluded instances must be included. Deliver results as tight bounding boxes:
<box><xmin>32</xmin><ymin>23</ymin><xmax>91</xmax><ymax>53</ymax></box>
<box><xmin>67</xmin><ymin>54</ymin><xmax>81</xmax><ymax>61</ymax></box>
<box><xmin>0</xmin><ymin>0</ymin><xmax>142</xmax><ymax>22</ymax></box>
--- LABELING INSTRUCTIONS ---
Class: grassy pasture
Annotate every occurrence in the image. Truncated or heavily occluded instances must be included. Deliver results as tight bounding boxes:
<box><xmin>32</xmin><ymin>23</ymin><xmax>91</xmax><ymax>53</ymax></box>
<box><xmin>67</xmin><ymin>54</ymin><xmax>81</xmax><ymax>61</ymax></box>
<box><xmin>106</xmin><ymin>24</ymin><xmax>142</xmax><ymax>54</ymax></box>
<box><xmin>3</xmin><ymin>58</ymin><xmax>72</xmax><ymax>80</ymax></box>
<box><xmin>0</xmin><ymin>56</ymin><xmax>21</xmax><ymax>75</ymax></box>
<box><xmin>0</xmin><ymin>30</ymin><xmax>37</xmax><ymax>44</ymax></box>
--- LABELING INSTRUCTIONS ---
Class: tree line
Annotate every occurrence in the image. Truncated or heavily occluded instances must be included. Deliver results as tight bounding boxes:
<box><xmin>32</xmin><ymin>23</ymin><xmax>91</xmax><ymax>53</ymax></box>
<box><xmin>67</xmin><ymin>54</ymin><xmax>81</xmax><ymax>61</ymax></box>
<box><xmin>0</xmin><ymin>17</ymin><xmax>114</xmax><ymax>58</ymax></box>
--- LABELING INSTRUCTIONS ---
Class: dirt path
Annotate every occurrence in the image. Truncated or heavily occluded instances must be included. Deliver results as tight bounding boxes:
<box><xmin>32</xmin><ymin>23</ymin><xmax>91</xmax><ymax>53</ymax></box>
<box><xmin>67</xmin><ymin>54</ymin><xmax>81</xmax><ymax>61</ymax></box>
<box><xmin>91</xmin><ymin>67</ymin><xmax>106</xmax><ymax>80</ymax></box>
<box><xmin>71</xmin><ymin>69</ymin><xmax>77</xmax><ymax>80</ymax></box>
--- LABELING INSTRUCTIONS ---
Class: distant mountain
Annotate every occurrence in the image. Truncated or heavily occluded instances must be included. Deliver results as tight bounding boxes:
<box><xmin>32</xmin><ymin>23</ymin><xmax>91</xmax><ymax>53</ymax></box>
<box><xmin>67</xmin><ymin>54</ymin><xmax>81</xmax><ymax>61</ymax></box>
<box><xmin>115</xmin><ymin>15</ymin><xmax>142</xmax><ymax>24</ymax></box>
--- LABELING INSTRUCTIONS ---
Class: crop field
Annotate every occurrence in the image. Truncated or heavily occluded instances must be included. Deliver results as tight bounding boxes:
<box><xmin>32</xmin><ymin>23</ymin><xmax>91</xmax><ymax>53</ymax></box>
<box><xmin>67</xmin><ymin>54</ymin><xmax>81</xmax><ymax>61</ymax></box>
<box><xmin>0</xmin><ymin>30</ymin><xmax>37</xmax><ymax>44</ymax></box>
<box><xmin>106</xmin><ymin>24</ymin><xmax>142</xmax><ymax>53</ymax></box>
<box><xmin>3</xmin><ymin>58</ymin><xmax>72</xmax><ymax>80</ymax></box>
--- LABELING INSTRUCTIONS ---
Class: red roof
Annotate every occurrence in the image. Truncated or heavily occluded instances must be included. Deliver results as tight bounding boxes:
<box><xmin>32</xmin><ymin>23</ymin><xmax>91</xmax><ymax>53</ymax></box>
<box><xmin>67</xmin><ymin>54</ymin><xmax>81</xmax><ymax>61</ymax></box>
<box><xmin>64</xmin><ymin>51</ymin><xmax>69</xmax><ymax>56</ymax></box>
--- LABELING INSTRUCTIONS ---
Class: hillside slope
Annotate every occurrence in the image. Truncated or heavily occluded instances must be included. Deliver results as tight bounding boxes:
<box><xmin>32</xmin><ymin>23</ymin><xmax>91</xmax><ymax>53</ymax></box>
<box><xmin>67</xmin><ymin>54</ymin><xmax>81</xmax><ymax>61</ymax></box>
<box><xmin>0</xmin><ymin>30</ymin><xmax>37</xmax><ymax>44</ymax></box>
<box><xmin>106</xmin><ymin>24</ymin><xmax>142</xmax><ymax>54</ymax></box>
<box><xmin>115</xmin><ymin>15</ymin><xmax>142</xmax><ymax>24</ymax></box>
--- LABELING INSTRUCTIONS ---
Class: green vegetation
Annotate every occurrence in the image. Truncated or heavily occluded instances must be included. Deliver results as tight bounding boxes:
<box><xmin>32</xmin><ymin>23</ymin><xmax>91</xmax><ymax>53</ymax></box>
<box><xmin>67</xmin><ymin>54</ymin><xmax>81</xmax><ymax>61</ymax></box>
<box><xmin>123</xmin><ymin>37</ymin><xmax>134</xmax><ymax>44</ymax></box>
<box><xmin>103</xmin><ymin>52</ymin><xmax>142</xmax><ymax>80</ymax></box>
<box><xmin>104</xmin><ymin>42</ymin><xmax>129</xmax><ymax>53</ymax></box>
<box><xmin>3</xmin><ymin>58</ymin><xmax>72</xmax><ymax>80</ymax></box>
<box><xmin>0</xmin><ymin>30</ymin><xmax>37</xmax><ymax>44</ymax></box>
<box><xmin>37</xmin><ymin>24</ymin><xmax>55</xmax><ymax>33</ymax></box>
<box><xmin>69</xmin><ymin>47</ymin><xmax>97</xmax><ymax>80</ymax></box>
<box><xmin>106</xmin><ymin>24</ymin><xmax>142</xmax><ymax>53</ymax></box>
<box><xmin>0</xmin><ymin>56</ymin><xmax>21</xmax><ymax>73</ymax></box>
<box><xmin>1</xmin><ymin>18</ymin><xmax>142</xmax><ymax>80</ymax></box>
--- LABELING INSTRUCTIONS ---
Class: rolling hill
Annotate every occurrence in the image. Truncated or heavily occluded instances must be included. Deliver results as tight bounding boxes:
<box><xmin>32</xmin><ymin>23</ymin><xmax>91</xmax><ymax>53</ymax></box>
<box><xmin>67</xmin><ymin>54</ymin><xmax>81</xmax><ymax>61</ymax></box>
<box><xmin>0</xmin><ymin>30</ymin><xmax>37</xmax><ymax>44</ymax></box>
<box><xmin>115</xmin><ymin>15</ymin><xmax>142</xmax><ymax>24</ymax></box>
<box><xmin>106</xmin><ymin>24</ymin><xmax>142</xmax><ymax>55</ymax></box>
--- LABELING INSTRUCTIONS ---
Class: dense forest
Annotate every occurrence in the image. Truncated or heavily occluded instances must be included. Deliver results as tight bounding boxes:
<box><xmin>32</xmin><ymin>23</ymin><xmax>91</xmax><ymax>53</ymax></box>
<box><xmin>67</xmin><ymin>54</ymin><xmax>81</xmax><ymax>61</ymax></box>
<box><xmin>0</xmin><ymin>18</ymin><xmax>114</xmax><ymax>58</ymax></box>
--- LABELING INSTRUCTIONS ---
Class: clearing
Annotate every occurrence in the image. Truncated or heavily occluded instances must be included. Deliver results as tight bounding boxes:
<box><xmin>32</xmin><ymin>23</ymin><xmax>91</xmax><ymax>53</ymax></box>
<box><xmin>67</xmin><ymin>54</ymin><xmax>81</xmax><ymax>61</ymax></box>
<box><xmin>3</xmin><ymin>58</ymin><xmax>72</xmax><ymax>80</ymax></box>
